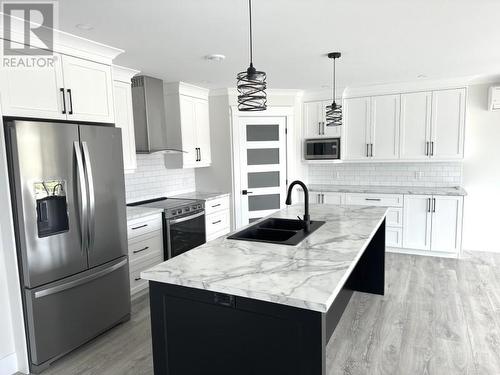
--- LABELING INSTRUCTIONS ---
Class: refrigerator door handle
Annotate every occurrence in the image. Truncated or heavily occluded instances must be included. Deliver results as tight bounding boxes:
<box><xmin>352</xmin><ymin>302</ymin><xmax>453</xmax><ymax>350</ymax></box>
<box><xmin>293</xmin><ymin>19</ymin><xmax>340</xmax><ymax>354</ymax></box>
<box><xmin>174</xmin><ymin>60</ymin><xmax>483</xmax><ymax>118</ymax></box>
<box><xmin>74</xmin><ymin>141</ymin><xmax>88</xmax><ymax>253</ymax></box>
<box><xmin>34</xmin><ymin>258</ymin><xmax>128</xmax><ymax>299</ymax></box>
<box><xmin>81</xmin><ymin>141</ymin><xmax>96</xmax><ymax>252</ymax></box>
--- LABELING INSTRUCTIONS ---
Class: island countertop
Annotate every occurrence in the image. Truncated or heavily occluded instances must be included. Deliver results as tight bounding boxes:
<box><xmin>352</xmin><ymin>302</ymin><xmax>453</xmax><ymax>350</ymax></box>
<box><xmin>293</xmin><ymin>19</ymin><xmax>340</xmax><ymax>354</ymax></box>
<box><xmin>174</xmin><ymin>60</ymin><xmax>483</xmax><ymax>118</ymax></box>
<box><xmin>141</xmin><ymin>204</ymin><xmax>387</xmax><ymax>313</ymax></box>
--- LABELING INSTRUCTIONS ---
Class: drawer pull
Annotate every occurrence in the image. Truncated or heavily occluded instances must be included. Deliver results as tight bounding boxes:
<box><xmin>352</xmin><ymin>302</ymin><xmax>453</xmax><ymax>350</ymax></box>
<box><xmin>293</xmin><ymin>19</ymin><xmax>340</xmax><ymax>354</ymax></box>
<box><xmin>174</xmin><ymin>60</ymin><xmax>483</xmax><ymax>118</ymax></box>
<box><xmin>133</xmin><ymin>246</ymin><xmax>149</xmax><ymax>254</ymax></box>
<box><xmin>212</xmin><ymin>220</ymin><xmax>222</xmax><ymax>225</ymax></box>
<box><xmin>211</xmin><ymin>203</ymin><xmax>221</xmax><ymax>208</ymax></box>
<box><xmin>365</xmin><ymin>198</ymin><xmax>382</xmax><ymax>201</ymax></box>
<box><xmin>131</xmin><ymin>224</ymin><xmax>148</xmax><ymax>230</ymax></box>
<box><xmin>134</xmin><ymin>277</ymin><xmax>141</xmax><ymax>281</ymax></box>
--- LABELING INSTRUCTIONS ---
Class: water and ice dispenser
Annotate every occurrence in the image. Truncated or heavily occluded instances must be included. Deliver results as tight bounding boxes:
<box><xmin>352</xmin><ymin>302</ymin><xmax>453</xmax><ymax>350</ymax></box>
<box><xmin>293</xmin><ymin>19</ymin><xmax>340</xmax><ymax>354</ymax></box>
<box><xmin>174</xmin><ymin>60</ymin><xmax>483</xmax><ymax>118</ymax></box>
<box><xmin>34</xmin><ymin>180</ymin><xmax>69</xmax><ymax>237</ymax></box>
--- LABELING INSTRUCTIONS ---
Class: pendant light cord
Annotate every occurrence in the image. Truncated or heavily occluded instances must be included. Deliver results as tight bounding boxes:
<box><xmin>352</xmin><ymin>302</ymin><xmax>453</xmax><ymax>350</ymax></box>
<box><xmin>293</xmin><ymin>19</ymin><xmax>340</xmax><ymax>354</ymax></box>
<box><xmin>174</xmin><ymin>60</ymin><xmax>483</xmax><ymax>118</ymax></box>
<box><xmin>248</xmin><ymin>0</ymin><xmax>253</xmax><ymax>65</ymax></box>
<box><xmin>332</xmin><ymin>57</ymin><xmax>336</xmax><ymax>104</ymax></box>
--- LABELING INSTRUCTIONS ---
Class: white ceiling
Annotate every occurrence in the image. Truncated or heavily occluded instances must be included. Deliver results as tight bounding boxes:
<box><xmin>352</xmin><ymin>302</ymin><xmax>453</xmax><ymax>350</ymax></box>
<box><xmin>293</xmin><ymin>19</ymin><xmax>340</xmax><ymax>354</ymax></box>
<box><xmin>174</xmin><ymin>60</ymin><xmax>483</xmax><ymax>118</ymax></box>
<box><xmin>58</xmin><ymin>0</ymin><xmax>500</xmax><ymax>90</ymax></box>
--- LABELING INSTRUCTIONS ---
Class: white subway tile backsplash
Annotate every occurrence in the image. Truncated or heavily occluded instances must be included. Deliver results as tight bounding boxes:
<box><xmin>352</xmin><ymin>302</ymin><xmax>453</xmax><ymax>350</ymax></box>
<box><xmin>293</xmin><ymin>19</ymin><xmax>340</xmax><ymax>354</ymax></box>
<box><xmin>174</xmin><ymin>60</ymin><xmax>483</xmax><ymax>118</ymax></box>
<box><xmin>124</xmin><ymin>154</ymin><xmax>196</xmax><ymax>203</ymax></box>
<box><xmin>308</xmin><ymin>162</ymin><xmax>462</xmax><ymax>187</ymax></box>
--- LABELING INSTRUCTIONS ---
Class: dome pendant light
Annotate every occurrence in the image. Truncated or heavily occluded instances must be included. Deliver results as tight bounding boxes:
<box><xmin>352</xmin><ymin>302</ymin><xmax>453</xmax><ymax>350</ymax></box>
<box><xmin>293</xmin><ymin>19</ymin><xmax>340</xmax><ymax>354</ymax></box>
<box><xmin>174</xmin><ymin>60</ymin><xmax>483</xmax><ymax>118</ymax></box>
<box><xmin>237</xmin><ymin>0</ymin><xmax>267</xmax><ymax>111</ymax></box>
<box><xmin>325</xmin><ymin>52</ymin><xmax>342</xmax><ymax>126</ymax></box>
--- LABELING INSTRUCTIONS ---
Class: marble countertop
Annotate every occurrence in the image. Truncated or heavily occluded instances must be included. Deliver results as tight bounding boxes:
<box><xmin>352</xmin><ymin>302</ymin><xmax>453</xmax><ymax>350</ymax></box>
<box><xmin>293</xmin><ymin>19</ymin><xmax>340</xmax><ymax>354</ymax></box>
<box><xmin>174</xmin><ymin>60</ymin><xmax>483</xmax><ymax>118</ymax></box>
<box><xmin>309</xmin><ymin>184</ymin><xmax>467</xmax><ymax>196</ymax></box>
<box><xmin>170</xmin><ymin>191</ymin><xmax>230</xmax><ymax>201</ymax></box>
<box><xmin>141</xmin><ymin>204</ymin><xmax>387</xmax><ymax>313</ymax></box>
<box><xmin>126</xmin><ymin>206</ymin><xmax>164</xmax><ymax>221</ymax></box>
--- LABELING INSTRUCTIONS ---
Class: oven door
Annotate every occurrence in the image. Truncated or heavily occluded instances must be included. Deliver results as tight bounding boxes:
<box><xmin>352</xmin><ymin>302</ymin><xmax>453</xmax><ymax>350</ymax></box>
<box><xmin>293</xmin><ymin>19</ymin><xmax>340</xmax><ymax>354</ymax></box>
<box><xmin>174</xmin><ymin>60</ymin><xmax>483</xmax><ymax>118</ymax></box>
<box><xmin>304</xmin><ymin>138</ymin><xmax>340</xmax><ymax>160</ymax></box>
<box><xmin>166</xmin><ymin>211</ymin><xmax>206</xmax><ymax>259</ymax></box>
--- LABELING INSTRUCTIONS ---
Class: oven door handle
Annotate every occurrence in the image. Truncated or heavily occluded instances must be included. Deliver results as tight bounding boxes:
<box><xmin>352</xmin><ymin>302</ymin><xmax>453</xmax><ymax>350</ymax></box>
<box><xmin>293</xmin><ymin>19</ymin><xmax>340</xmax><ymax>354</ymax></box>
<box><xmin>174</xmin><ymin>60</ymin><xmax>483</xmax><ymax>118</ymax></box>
<box><xmin>169</xmin><ymin>211</ymin><xmax>205</xmax><ymax>224</ymax></box>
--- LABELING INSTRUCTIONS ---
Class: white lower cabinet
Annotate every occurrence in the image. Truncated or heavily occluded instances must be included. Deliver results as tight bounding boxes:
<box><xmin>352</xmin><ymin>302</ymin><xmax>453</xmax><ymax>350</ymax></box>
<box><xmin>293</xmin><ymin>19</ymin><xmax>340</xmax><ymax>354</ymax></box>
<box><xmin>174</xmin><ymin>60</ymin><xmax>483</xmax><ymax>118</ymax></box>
<box><xmin>127</xmin><ymin>213</ymin><xmax>164</xmax><ymax>296</ymax></box>
<box><xmin>403</xmin><ymin>195</ymin><xmax>463</xmax><ymax>254</ymax></box>
<box><xmin>311</xmin><ymin>192</ymin><xmax>344</xmax><ymax>204</ymax></box>
<box><xmin>205</xmin><ymin>195</ymin><xmax>231</xmax><ymax>242</ymax></box>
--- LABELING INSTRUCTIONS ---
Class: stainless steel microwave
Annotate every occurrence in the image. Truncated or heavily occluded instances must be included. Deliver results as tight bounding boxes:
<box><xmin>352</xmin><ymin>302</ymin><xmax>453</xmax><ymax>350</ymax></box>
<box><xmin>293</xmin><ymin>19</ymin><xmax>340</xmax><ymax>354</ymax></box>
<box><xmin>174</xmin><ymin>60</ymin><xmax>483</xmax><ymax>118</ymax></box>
<box><xmin>304</xmin><ymin>138</ymin><xmax>341</xmax><ymax>160</ymax></box>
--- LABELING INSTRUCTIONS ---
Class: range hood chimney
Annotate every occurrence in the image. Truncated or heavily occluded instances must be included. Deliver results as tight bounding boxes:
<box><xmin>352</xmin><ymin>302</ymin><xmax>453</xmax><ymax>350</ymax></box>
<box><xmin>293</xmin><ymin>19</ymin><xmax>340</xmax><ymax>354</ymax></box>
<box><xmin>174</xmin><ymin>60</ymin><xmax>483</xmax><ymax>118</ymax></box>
<box><xmin>131</xmin><ymin>75</ymin><xmax>181</xmax><ymax>154</ymax></box>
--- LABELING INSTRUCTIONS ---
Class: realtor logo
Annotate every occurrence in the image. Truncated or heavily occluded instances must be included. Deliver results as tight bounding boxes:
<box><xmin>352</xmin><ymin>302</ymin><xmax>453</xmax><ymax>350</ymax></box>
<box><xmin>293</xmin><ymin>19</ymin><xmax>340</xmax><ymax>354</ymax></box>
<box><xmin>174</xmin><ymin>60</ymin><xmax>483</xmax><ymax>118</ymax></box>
<box><xmin>2</xmin><ymin>2</ymin><xmax>57</xmax><ymax>67</ymax></box>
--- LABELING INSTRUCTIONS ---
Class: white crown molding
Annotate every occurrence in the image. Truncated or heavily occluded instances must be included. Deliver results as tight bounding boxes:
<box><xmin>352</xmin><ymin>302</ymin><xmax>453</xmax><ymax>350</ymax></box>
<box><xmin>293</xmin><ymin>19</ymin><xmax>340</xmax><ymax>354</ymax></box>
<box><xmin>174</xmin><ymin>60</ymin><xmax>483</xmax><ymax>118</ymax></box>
<box><xmin>112</xmin><ymin>65</ymin><xmax>140</xmax><ymax>83</ymax></box>
<box><xmin>164</xmin><ymin>81</ymin><xmax>210</xmax><ymax>99</ymax></box>
<box><xmin>0</xmin><ymin>12</ymin><xmax>123</xmax><ymax>64</ymax></box>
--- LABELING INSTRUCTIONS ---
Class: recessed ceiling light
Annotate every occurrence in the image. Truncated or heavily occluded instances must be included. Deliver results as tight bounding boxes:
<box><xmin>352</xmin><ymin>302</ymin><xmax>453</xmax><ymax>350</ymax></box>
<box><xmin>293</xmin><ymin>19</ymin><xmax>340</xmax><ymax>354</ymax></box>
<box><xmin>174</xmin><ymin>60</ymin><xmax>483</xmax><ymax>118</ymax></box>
<box><xmin>205</xmin><ymin>54</ymin><xmax>226</xmax><ymax>62</ymax></box>
<box><xmin>75</xmin><ymin>23</ymin><xmax>94</xmax><ymax>31</ymax></box>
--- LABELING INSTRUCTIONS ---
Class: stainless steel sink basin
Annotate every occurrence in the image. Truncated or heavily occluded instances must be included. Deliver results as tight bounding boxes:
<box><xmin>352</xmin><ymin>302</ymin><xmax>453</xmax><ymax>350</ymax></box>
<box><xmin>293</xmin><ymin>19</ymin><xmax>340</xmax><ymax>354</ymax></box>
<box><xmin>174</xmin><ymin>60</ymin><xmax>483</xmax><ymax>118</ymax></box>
<box><xmin>227</xmin><ymin>218</ymin><xmax>325</xmax><ymax>246</ymax></box>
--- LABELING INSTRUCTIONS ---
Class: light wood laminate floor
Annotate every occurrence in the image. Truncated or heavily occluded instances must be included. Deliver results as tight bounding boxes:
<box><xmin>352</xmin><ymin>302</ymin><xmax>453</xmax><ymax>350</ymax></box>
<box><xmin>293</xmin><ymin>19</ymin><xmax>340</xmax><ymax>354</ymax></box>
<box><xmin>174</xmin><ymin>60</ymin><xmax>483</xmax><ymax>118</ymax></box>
<box><xmin>27</xmin><ymin>251</ymin><xmax>500</xmax><ymax>375</ymax></box>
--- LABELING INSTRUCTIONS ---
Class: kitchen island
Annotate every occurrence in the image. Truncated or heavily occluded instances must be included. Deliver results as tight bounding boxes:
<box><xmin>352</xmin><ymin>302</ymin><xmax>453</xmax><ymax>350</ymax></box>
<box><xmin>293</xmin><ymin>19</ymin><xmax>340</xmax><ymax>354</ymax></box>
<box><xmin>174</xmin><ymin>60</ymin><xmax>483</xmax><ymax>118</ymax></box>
<box><xmin>141</xmin><ymin>204</ymin><xmax>387</xmax><ymax>375</ymax></box>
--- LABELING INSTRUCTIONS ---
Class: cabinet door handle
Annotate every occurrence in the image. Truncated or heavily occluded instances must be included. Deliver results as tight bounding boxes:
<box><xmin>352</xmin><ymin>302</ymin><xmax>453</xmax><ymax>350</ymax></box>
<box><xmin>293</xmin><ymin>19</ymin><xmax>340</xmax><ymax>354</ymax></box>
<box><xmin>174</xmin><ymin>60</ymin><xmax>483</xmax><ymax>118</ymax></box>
<box><xmin>322</xmin><ymin>194</ymin><xmax>325</xmax><ymax>204</ymax></box>
<box><xmin>199</xmin><ymin>147</ymin><xmax>202</xmax><ymax>161</ymax></box>
<box><xmin>432</xmin><ymin>198</ymin><xmax>436</xmax><ymax>213</ymax></box>
<box><xmin>134</xmin><ymin>277</ymin><xmax>141</xmax><ymax>281</ymax></box>
<box><xmin>212</xmin><ymin>220</ymin><xmax>222</xmax><ymax>225</ymax></box>
<box><xmin>370</xmin><ymin>143</ymin><xmax>374</xmax><ymax>157</ymax></box>
<box><xmin>425</xmin><ymin>141</ymin><xmax>429</xmax><ymax>156</ymax></box>
<box><xmin>60</xmin><ymin>88</ymin><xmax>66</xmax><ymax>114</ymax></box>
<box><xmin>211</xmin><ymin>203</ymin><xmax>221</xmax><ymax>208</ymax></box>
<box><xmin>430</xmin><ymin>142</ymin><xmax>434</xmax><ymax>156</ymax></box>
<box><xmin>131</xmin><ymin>224</ymin><xmax>148</xmax><ymax>230</ymax></box>
<box><xmin>365</xmin><ymin>198</ymin><xmax>381</xmax><ymax>202</ymax></box>
<box><xmin>133</xmin><ymin>246</ymin><xmax>149</xmax><ymax>254</ymax></box>
<box><xmin>67</xmin><ymin>89</ymin><xmax>73</xmax><ymax>115</ymax></box>
<box><xmin>427</xmin><ymin>198</ymin><xmax>431</xmax><ymax>213</ymax></box>
<box><xmin>366</xmin><ymin>144</ymin><xmax>369</xmax><ymax>157</ymax></box>
<box><xmin>318</xmin><ymin>122</ymin><xmax>321</xmax><ymax>135</ymax></box>
<box><xmin>322</xmin><ymin>122</ymin><xmax>325</xmax><ymax>135</ymax></box>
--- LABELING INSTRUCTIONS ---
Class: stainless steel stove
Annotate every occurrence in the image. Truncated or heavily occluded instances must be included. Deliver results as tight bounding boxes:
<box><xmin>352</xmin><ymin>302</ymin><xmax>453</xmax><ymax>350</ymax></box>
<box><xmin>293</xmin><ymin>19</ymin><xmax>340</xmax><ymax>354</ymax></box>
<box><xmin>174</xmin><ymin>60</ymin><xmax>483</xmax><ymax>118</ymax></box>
<box><xmin>128</xmin><ymin>197</ymin><xmax>206</xmax><ymax>259</ymax></box>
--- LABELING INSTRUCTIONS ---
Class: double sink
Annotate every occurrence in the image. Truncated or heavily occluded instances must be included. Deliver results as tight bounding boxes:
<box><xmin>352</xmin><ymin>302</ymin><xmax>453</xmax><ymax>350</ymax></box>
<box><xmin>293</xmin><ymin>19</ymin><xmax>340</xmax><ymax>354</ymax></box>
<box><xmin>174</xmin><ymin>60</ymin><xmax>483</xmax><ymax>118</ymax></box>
<box><xmin>228</xmin><ymin>218</ymin><xmax>325</xmax><ymax>246</ymax></box>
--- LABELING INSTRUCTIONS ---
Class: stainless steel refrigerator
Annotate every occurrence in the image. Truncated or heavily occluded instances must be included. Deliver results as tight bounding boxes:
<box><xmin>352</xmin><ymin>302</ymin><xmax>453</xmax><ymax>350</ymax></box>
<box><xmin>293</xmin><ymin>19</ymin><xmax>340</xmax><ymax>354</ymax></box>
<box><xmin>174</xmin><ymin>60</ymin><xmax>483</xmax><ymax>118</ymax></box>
<box><xmin>5</xmin><ymin>119</ymin><xmax>131</xmax><ymax>373</ymax></box>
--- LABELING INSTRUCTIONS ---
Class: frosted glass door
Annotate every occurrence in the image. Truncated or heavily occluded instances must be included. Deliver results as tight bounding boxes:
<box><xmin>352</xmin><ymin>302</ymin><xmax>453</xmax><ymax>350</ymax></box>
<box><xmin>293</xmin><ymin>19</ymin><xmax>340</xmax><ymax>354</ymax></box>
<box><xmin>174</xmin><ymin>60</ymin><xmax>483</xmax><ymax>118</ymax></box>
<box><xmin>239</xmin><ymin>117</ymin><xmax>287</xmax><ymax>226</ymax></box>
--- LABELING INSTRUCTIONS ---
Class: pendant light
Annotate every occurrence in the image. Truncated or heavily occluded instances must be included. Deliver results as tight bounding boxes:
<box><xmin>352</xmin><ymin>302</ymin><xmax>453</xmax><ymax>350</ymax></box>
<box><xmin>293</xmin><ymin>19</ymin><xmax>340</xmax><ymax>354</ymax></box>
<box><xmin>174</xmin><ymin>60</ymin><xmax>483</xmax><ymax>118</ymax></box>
<box><xmin>325</xmin><ymin>52</ymin><xmax>342</xmax><ymax>126</ymax></box>
<box><xmin>237</xmin><ymin>0</ymin><xmax>267</xmax><ymax>111</ymax></box>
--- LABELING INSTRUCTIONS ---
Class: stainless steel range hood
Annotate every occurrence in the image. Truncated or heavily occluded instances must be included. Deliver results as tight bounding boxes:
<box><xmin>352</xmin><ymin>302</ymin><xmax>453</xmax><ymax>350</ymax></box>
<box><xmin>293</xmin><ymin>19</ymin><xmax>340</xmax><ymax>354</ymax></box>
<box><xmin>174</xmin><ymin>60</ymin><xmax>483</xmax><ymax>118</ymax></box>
<box><xmin>131</xmin><ymin>75</ymin><xmax>182</xmax><ymax>154</ymax></box>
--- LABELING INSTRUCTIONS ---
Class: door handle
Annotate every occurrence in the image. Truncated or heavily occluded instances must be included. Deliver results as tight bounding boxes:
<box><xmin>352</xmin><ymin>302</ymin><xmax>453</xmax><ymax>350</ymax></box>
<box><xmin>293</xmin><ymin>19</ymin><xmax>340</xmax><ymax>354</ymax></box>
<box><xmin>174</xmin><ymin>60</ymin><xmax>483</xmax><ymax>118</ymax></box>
<box><xmin>133</xmin><ymin>246</ymin><xmax>149</xmax><ymax>254</ymax></box>
<box><xmin>242</xmin><ymin>190</ymin><xmax>253</xmax><ymax>195</ymax></box>
<box><xmin>427</xmin><ymin>198</ymin><xmax>431</xmax><ymax>213</ymax></box>
<box><xmin>366</xmin><ymin>143</ymin><xmax>369</xmax><ymax>157</ymax></box>
<box><xmin>432</xmin><ymin>198</ymin><xmax>436</xmax><ymax>213</ymax></box>
<box><xmin>370</xmin><ymin>143</ymin><xmax>374</xmax><ymax>157</ymax></box>
<box><xmin>34</xmin><ymin>258</ymin><xmax>128</xmax><ymax>298</ymax></box>
<box><xmin>60</xmin><ymin>88</ymin><xmax>66</xmax><ymax>114</ymax></box>
<box><xmin>67</xmin><ymin>89</ymin><xmax>73</xmax><ymax>115</ymax></box>
<box><xmin>74</xmin><ymin>141</ymin><xmax>88</xmax><ymax>253</ymax></box>
<box><xmin>430</xmin><ymin>141</ymin><xmax>434</xmax><ymax>156</ymax></box>
<box><xmin>82</xmin><ymin>142</ymin><xmax>95</xmax><ymax>252</ymax></box>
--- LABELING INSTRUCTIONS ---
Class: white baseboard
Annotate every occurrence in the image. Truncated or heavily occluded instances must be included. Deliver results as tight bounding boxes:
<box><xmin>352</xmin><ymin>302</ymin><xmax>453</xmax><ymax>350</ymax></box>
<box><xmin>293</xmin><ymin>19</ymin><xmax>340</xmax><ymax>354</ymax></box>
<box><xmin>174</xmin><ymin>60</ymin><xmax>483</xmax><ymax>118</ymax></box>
<box><xmin>387</xmin><ymin>247</ymin><xmax>459</xmax><ymax>259</ymax></box>
<box><xmin>0</xmin><ymin>352</ymin><xmax>18</xmax><ymax>375</ymax></box>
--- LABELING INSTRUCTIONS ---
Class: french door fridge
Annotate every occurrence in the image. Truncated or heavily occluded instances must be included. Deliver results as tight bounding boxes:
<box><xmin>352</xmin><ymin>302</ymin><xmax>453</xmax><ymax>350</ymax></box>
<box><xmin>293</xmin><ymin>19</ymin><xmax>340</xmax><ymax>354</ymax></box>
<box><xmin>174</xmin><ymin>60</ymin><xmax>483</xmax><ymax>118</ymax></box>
<box><xmin>5</xmin><ymin>119</ymin><xmax>130</xmax><ymax>373</ymax></box>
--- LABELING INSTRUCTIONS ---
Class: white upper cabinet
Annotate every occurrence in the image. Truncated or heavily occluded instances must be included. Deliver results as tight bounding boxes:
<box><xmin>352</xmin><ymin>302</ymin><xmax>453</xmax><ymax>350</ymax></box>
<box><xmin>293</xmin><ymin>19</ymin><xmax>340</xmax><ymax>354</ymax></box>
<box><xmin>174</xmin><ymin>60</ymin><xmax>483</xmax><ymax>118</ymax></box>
<box><xmin>165</xmin><ymin>82</ymin><xmax>211</xmax><ymax>169</ymax></box>
<box><xmin>343</xmin><ymin>97</ymin><xmax>371</xmax><ymax>160</ymax></box>
<box><xmin>370</xmin><ymin>94</ymin><xmax>400</xmax><ymax>160</ymax></box>
<box><xmin>303</xmin><ymin>100</ymin><xmax>341</xmax><ymax>138</ymax></box>
<box><xmin>112</xmin><ymin>65</ymin><xmax>140</xmax><ymax>173</ymax></box>
<box><xmin>343</xmin><ymin>88</ymin><xmax>466</xmax><ymax>162</ymax></box>
<box><xmin>0</xmin><ymin>50</ymin><xmax>66</xmax><ymax>119</ymax></box>
<box><xmin>430</xmin><ymin>88</ymin><xmax>466</xmax><ymax>160</ymax></box>
<box><xmin>194</xmin><ymin>98</ymin><xmax>212</xmax><ymax>166</ymax></box>
<box><xmin>61</xmin><ymin>55</ymin><xmax>115</xmax><ymax>123</ymax></box>
<box><xmin>0</xmin><ymin>53</ymin><xmax>115</xmax><ymax>124</ymax></box>
<box><xmin>400</xmin><ymin>91</ymin><xmax>432</xmax><ymax>160</ymax></box>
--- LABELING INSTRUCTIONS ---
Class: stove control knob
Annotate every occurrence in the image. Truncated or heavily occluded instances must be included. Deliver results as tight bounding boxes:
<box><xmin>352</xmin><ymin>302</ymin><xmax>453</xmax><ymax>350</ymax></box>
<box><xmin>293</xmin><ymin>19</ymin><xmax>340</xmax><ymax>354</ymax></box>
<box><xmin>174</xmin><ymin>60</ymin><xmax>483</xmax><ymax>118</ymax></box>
<box><xmin>171</xmin><ymin>210</ymin><xmax>176</xmax><ymax>215</ymax></box>
<box><xmin>177</xmin><ymin>209</ymin><xmax>182</xmax><ymax>214</ymax></box>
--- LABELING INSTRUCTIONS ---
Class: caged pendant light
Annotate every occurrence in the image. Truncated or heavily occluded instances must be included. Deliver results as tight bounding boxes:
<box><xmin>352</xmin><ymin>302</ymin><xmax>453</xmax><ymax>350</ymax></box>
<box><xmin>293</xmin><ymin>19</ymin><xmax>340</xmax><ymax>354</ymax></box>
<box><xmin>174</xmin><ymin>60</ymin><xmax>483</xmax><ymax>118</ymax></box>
<box><xmin>325</xmin><ymin>52</ymin><xmax>342</xmax><ymax>126</ymax></box>
<box><xmin>237</xmin><ymin>0</ymin><xmax>267</xmax><ymax>111</ymax></box>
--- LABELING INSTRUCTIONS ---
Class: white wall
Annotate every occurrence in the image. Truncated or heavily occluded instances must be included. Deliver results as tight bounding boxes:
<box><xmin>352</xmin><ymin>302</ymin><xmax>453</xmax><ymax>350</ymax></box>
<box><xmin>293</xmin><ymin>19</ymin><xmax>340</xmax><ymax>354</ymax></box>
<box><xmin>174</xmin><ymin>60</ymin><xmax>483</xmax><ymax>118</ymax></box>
<box><xmin>463</xmin><ymin>83</ymin><xmax>500</xmax><ymax>252</ymax></box>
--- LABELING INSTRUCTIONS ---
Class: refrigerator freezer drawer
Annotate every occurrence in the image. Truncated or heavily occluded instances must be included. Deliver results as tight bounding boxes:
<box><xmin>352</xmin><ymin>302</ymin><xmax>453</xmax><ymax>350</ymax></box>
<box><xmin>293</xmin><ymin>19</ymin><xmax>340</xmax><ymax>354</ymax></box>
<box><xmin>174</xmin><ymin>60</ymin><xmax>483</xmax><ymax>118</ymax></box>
<box><xmin>25</xmin><ymin>257</ymin><xmax>131</xmax><ymax>369</ymax></box>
